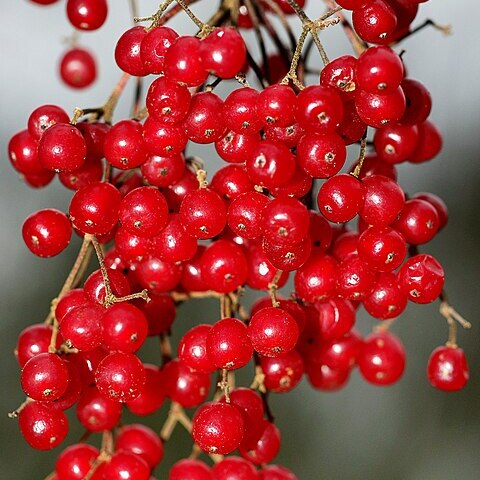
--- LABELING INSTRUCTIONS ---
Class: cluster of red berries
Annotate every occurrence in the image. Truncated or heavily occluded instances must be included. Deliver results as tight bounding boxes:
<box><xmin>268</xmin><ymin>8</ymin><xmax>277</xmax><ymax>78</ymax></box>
<box><xmin>10</xmin><ymin>0</ymin><xmax>470</xmax><ymax>478</ymax></box>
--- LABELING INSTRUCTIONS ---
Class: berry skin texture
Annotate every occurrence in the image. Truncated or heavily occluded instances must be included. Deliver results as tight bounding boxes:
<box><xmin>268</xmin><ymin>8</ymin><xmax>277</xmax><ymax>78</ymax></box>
<box><xmin>248</xmin><ymin>307</ymin><xmax>299</xmax><ymax>357</ymax></box>
<box><xmin>140</xmin><ymin>26</ymin><xmax>179</xmax><ymax>75</ymax></box>
<box><xmin>95</xmin><ymin>352</ymin><xmax>146</xmax><ymax>402</ymax></box>
<box><xmin>27</xmin><ymin>104</ymin><xmax>70</xmax><ymax>140</ymax></box>
<box><xmin>115</xmin><ymin>26</ymin><xmax>149</xmax><ymax>76</ymax></box>
<box><xmin>192</xmin><ymin>402</ymin><xmax>245</xmax><ymax>455</ymax></box>
<box><xmin>19</xmin><ymin>401</ymin><xmax>68</xmax><ymax>450</ymax></box>
<box><xmin>207</xmin><ymin>317</ymin><xmax>253</xmax><ymax>370</ymax></box>
<box><xmin>398</xmin><ymin>254</ymin><xmax>445</xmax><ymax>304</ymax></box>
<box><xmin>352</xmin><ymin>0</ymin><xmax>398</xmax><ymax>44</ymax></box>
<box><xmin>427</xmin><ymin>346</ymin><xmax>469</xmax><ymax>392</ymax></box>
<box><xmin>239</xmin><ymin>420</ymin><xmax>281</xmax><ymax>465</ymax></box>
<box><xmin>178</xmin><ymin>324</ymin><xmax>217</xmax><ymax>374</ymax></box>
<box><xmin>355</xmin><ymin>87</ymin><xmax>406</xmax><ymax>128</ymax></box>
<box><xmin>38</xmin><ymin>123</ymin><xmax>86</xmax><ymax>172</ymax></box>
<box><xmin>76</xmin><ymin>385</ymin><xmax>122</xmax><ymax>431</ymax></box>
<box><xmin>101</xmin><ymin>451</ymin><xmax>150</xmax><ymax>480</ymax></box>
<box><xmin>59</xmin><ymin>47</ymin><xmax>97</xmax><ymax>89</ymax></box>
<box><xmin>317</xmin><ymin>174</ymin><xmax>365</xmax><ymax>223</ymax></box>
<box><xmin>69</xmin><ymin>182</ymin><xmax>121</xmax><ymax>235</ymax></box>
<box><xmin>358</xmin><ymin>331</ymin><xmax>406</xmax><ymax>386</ymax></box>
<box><xmin>22</xmin><ymin>209</ymin><xmax>72</xmax><ymax>257</ymax></box>
<box><xmin>260</xmin><ymin>350</ymin><xmax>305</xmax><ymax>393</ymax></box>
<box><xmin>212</xmin><ymin>457</ymin><xmax>259</xmax><ymax>480</ymax></box>
<box><xmin>21</xmin><ymin>353</ymin><xmax>69</xmax><ymax>401</ymax></box>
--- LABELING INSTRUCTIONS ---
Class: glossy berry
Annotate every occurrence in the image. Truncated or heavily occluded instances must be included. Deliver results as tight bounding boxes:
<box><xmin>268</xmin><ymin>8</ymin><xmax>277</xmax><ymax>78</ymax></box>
<box><xmin>169</xmin><ymin>459</ymin><xmax>212</xmax><ymax>480</ymax></box>
<box><xmin>227</xmin><ymin>191</ymin><xmax>268</xmax><ymax>240</ymax></box>
<box><xmin>336</xmin><ymin>255</ymin><xmax>376</xmax><ymax>300</ymax></box>
<box><xmin>200</xmin><ymin>27</ymin><xmax>247</xmax><ymax>78</ymax></box>
<box><xmin>59</xmin><ymin>48</ymin><xmax>96</xmax><ymax>89</ymax></box>
<box><xmin>223</xmin><ymin>87</ymin><xmax>262</xmax><ymax>134</ymax></box>
<box><xmin>260</xmin><ymin>350</ymin><xmax>305</xmax><ymax>393</ymax></box>
<box><xmin>259</xmin><ymin>464</ymin><xmax>298</xmax><ymax>480</ymax></box>
<box><xmin>27</xmin><ymin>105</ymin><xmax>69</xmax><ymax>140</ymax></box>
<box><xmin>104</xmin><ymin>120</ymin><xmax>148</xmax><ymax>170</ymax></box>
<box><xmin>246</xmin><ymin>244</ymin><xmax>289</xmax><ymax>291</ymax></box>
<box><xmin>257</xmin><ymin>84</ymin><xmax>296</xmax><ymax>127</ymax></box>
<box><xmin>409</xmin><ymin>120</ymin><xmax>442</xmax><ymax>163</ymax></box>
<box><xmin>207</xmin><ymin>317</ymin><xmax>253</xmax><ymax>370</ymax></box>
<box><xmin>316</xmin><ymin>298</ymin><xmax>356</xmax><ymax>339</ymax></box>
<box><xmin>102</xmin><ymin>303</ymin><xmax>148</xmax><ymax>353</ymax></box>
<box><xmin>400</xmin><ymin>78</ymin><xmax>432</xmax><ymax>125</ymax></box>
<box><xmin>55</xmin><ymin>443</ymin><xmax>99</xmax><ymax>480</ymax></box>
<box><xmin>200</xmin><ymin>239</ymin><xmax>248</xmax><ymax>293</ymax></box>
<box><xmin>178</xmin><ymin>324</ymin><xmax>217</xmax><ymax>374</ymax></box>
<box><xmin>163</xmin><ymin>359</ymin><xmax>210</xmax><ymax>408</ymax></box>
<box><xmin>66</xmin><ymin>0</ymin><xmax>108</xmax><ymax>31</ymax></box>
<box><xmin>355</xmin><ymin>87</ymin><xmax>406</xmax><ymax>128</ymax></box>
<box><xmin>248</xmin><ymin>307</ymin><xmax>299</xmax><ymax>357</ymax></box>
<box><xmin>22</xmin><ymin>209</ymin><xmax>72</xmax><ymax>257</ymax></box>
<box><xmin>143</xmin><ymin>117</ymin><xmax>188</xmax><ymax>157</ymax></box>
<box><xmin>356</xmin><ymin>46</ymin><xmax>404</xmax><ymax>94</ymax></box>
<box><xmin>38</xmin><ymin>123</ymin><xmax>86</xmax><ymax>172</ymax></box>
<box><xmin>352</xmin><ymin>0</ymin><xmax>398</xmax><ymax>44</ymax></box>
<box><xmin>95</xmin><ymin>352</ymin><xmax>146</xmax><ymax>402</ymax></box>
<box><xmin>21</xmin><ymin>353</ymin><xmax>69</xmax><ymax>401</ymax></box>
<box><xmin>83</xmin><ymin>268</ymin><xmax>130</xmax><ymax>305</ymax></box>
<box><xmin>246</xmin><ymin>141</ymin><xmax>295</xmax><ymax>190</ymax></box>
<box><xmin>239</xmin><ymin>420</ymin><xmax>281</xmax><ymax>465</ymax></box>
<box><xmin>373</xmin><ymin>124</ymin><xmax>419</xmax><ymax>164</ymax></box>
<box><xmin>76</xmin><ymin>385</ymin><xmax>122</xmax><ymax>431</ymax></box>
<box><xmin>165</xmin><ymin>36</ymin><xmax>208</xmax><ymax>87</ymax></box>
<box><xmin>358</xmin><ymin>226</ymin><xmax>407</xmax><ymax>272</ymax></box>
<box><xmin>101</xmin><ymin>451</ymin><xmax>150</xmax><ymax>480</ymax></box>
<box><xmin>192</xmin><ymin>401</ymin><xmax>245</xmax><ymax>455</ymax></box>
<box><xmin>317</xmin><ymin>174</ymin><xmax>365</xmax><ymax>223</ymax></box>
<box><xmin>140</xmin><ymin>26</ymin><xmax>178</xmax><ymax>74</ymax></box>
<box><xmin>115</xmin><ymin>26</ymin><xmax>149</xmax><ymax>76</ymax></box>
<box><xmin>363</xmin><ymin>272</ymin><xmax>408</xmax><ymax>320</ymax></box>
<box><xmin>60</xmin><ymin>303</ymin><xmax>105</xmax><ymax>351</ymax></box>
<box><xmin>296</xmin><ymin>132</ymin><xmax>347</xmax><ymax>179</ymax></box>
<box><xmin>427</xmin><ymin>346</ymin><xmax>469</xmax><ymax>392</ymax></box>
<box><xmin>358</xmin><ymin>331</ymin><xmax>406</xmax><ymax>386</ymax></box>
<box><xmin>180</xmin><ymin>188</ymin><xmax>227</xmax><ymax>239</ymax></box>
<box><xmin>393</xmin><ymin>198</ymin><xmax>439</xmax><ymax>245</ymax></box>
<box><xmin>19</xmin><ymin>401</ymin><xmax>68</xmax><ymax>450</ymax></box>
<box><xmin>69</xmin><ymin>182</ymin><xmax>121</xmax><ymax>235</ymax></box>
<box><xmin>126</xmin><ymin>364</ymin><xmax>166</xmax><ymax>416</ymax></box>
<box><xmin>212</xmin><ymin>457</ymin><xmax>259</xmax><ymax>480</ymax></box>
<box><xmin>115</xmin><ymin>424</ymin><xmax>164</xmax><ymax>468</ymax></box>
<box><xmin>320</xmin><ymin>55</ymin><xmax>357</xmax><ymax>98</ymax></box>
<box><xmin>141</xmin><ymin>153</ymin><xmax>185</xmax><ymax>187</ymax></box>
<box><xmin>412</xmin><ymin>192</ymin><xmax>448</xmax><ymax>231</ymax></box>
<box><xmin>16</xmin><ymin>324</ymin><xmax>60</xmax><ymax>367</ymax></box>
<box><xmin>398</xmin><ymin>253</ymin><xmax>444</xmax><ymax>304</ymax></box>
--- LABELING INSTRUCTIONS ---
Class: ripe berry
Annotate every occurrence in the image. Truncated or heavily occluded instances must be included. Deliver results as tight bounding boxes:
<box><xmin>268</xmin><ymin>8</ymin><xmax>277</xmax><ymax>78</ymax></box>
<box><xmin>427</xmin><ymin>346</ymin><xmax>469</xmax><ymax>392</ymax></box>
<box><xmin>355</xmin><ymin>87</ymin><xmax>406</xmax><ymax>128</ymax></box>
<box><xmin>409</xmin><ymin>120</ymin><xmax>442</xmax><ymax>163</ymax></box>
<box><xmin>200</xmin><ymin>239</ymin><xmax>248</xmax><ymax>293</ymax></box>
<box><xmin>19</xmin><ymin>401</ymin><xmax>68</xmax><ymax>450</ymax></box>
<box><xmin>165</xmin><ymin>36</ymin><xmax>208</xmax><ymax>86</ymax></box>
<box><xmin>69</xmin><ymin>182</ymin><xmax>121</xmax><ymax>235</ymax></box>
<box><xmin>141</xmin><ymin>153</ymin><xmax>185</xmax><ymax>187</ymax></box>
<box><xmin>27</xmin><ymin>105</ymin><xmax>70</xmax><ymax>140</ymax></box>
<box><xmin>352</xmin><ymin>0</ymin><xmax>398</xmax><ymax>44</ymax></box>
<box><xmin>126</xmin><ymin>364</ymin><xmax>166</xmax><ymax>416</ymax></box>
<box><xmin>101</xmin><ymin>451</ymin><xmax>150</xmax><ymax>480</ymax></box>
<box><xmin>21</xmin><ymin>353</ymin><xmax>69</xmax><ymax>401</ymax></box>
<box><xmin>169</xmin><ymin>459</ymin><xmax>212</xmax><ymax>480</ymax></box>
<box><xmin>66</xmin><ymin>0</ymin><xmax>107</xmax><ymax>30</ymax></box>
<box><xmin>55</xmin><ymin>443</ymin><xmax>99</xmax><ymax>480</ymax></box>
<box><xmin>239</xmin><ymin>420</ymin><xmax>281</xmax><ymax>465</ymax></box>
<box><xmin>95</xmin><ymin>352</ymin><xmax>146</xmax><ymax>402</ymax></box>
<box><xmin>8</xmin><ymin>130</ymin><xmax>43</xmax><ymax>175</ymax></box>
<box><xmin>180</xmin><ymin>188</ymin><xmax>227</xmax><ymax>239</ymax></box>
<box><xmin>140</xmin><ymin>26</ymin><xmax>178</xmax><ymax>74</ymax></box>
<box><xmin>16</xmin><ymin>324</ymin><xmax>60</xmax><ymax>367</ymax></box>
<box><xmin>115</xmin><ymin>424</ymin><xmax>164</xmax><ymax>468</ymax></box>
<box><xmin>358</xmin><ymin>331</ymin><xmax>406</xmax><ymax>386</ymax></box>
<box><xmin>257</xmin><ymin>84</ymin><xmax>296</xmax><ymax>127</ymax></box>
<box><xmin>22</xmin><ymin>209</ymin><xmax>72</xmax><ymax>257</ymax></box>
<box><xmin>223</xmin><ymin>87</ymin><xmax>262</xmax><ymax>134</ymax></box>
<box><xmin>356</xmin><ymin>46</ymin><xmax>404</xmax><ymax>94</ymax></box>
<box><xmin>115</xmin><ymin>26</ymin><xmax>149</xmax><ymax>76</ymax></box>
<box><xmin>246</xmin><ymin>244</ymin><xmax>289</xmax><ymax>290</ymax></box>
<box><xmin>260</xmin><ymin>350</ymin><xmax>305</xmax><ymax>393</ymax></box>
<box><xmin>336</xmin><ymin>255</ymin><xmax>376</xmax><ymax>300</ymax></box>
<box><xmin>212</xmin><ymin>457</ymin><xmax>259</xmax><ymax>480</ymax></box>
<box><xmin>207</xmin><ymin>317</ymin><xmax>253</xmax><ymax>370</ymax></box>
<box><xmin>76</xmin><ymin>385</ymin><xmax>122</xmax><ymax>431</ymax></box>
<box><xmin>192</xmin><ymin>402</ymin><xmax>245</xmax><ymax>455</ymax></box>
<box><xmin>259</xmin><ymin>464</ymin><xmax>298</xmax><ymax>480</ymax></box>
<box><xmin>227</xmin><ymin>191</ymin><xmax>269</xmax><ymax>240</ymax></box>
<box><xmin>143</xmin><ymin>117</ymin><xmax>188</xmax><ymax>157</ymax></box>
<box><xmin>320</xmin><ymin>55</ymin><xmax>358</xmax><ymax>98</ymax></box>
<box><xmin>317</xmin><ymin>174</ymin><xmax>365</xmax><ymax>223</ymax></box>
<box><xmin>210</xmin><ymin>164</ymin><xmax>254</xmax><ymax>203</ymax></box>
<box><xmin>398</xmin><ymin>253</ymin><xmax>444</xmax><ymax>304</ymax></box>
<box><xmin>178</xmin><ymin>324</ymin><xmax>217</xmax><ymax>374</ymax></box>
<box><xmin>59</xmin><ymin>47</ymin><xmax>97</xmax><ymax>89</ymax></box>
<box><xmin>373</xmin><ymin>123</ymin><xmax>419</xmax><ymax>164</ymax></box>
<box><xmin>38</xmin><ymin>123</ymin><xmax>86</xmax><ymax>172</ymax></box>
<box><xmin>200</xmin><ymin>27</ymin><xmax>247</xmax><ymax>78</ymax></box>
<box><xmin>400</xmin><ymin>78</ymin><xmax>432</xmax><ymax>125</ymax></box>
<box><xmin>163</xmin><ymin>359</ymin><xmax>210</xmax><ymax>408</ymax></box>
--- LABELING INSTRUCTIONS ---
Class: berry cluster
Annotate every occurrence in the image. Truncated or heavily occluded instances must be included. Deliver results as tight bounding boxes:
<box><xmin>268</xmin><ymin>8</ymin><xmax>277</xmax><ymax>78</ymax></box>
<box><xmin>10</xmin><ymin>0</ymin><xmax>470</xmax><ymax>478</ymax></box>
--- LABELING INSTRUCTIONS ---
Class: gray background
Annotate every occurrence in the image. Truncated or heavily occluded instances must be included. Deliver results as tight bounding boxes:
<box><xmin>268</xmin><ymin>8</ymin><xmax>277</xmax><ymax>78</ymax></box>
<box><xmin>1</xmin><ymin>0</ymin><xmax>479</xmax><ymax>479</ymax></box>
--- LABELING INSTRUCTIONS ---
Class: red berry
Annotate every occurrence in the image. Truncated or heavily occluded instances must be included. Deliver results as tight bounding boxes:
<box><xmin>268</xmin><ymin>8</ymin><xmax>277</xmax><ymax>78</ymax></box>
<box><xmin>22</xmin><ymin>209</ymin><xmax>72</xmax><ymax>257</ymax></box>
<box><xmin>101</xmin><ymin>451</ymin><xmax>150</xmax><ymax>480</ymax></box>
<box><xmin>355</xmin><ymin>87</ymin><xmax>406</xmax><ymax>128</ymax></box>
<box><xmin>140</xmin><ymin>26</ymin><xmax>178</xmax><ymax>74</ymax></box>
<box><xmin>19</xmin><ymin>401</ymin><xmax>68</xmax><ymax>450</ymax></box>
<box><xmin>352</xmin><ymin>0</ymin><xmax>398</xmax><ymax>44</ymax></box>
<box><xmin>169</xmin><ymin>459</ymin><xmax>212</xmax><ymax>480</ymax></box>
<box><xmin>239</xmin><ymin>420</ymin><xmax>281</xmax><ymax>465</ymax></box>
<box><xmin>76</xmin><ymin>385</ymin><xmax>122</xmax><ymax>431</ymax></box>
<box><xmin>212</xmin><ymin>457</ymin><xmax>259</xmax><ymax>480</ymax></box>
<box><xmin>59</xmin><ymin>47</ymin><xmax>96</xmax><ymax>89</ymax></box>
<box><xmin>115</xmin><ymin>26</ymin><xmax>149</xmax><ymax>76</ymax></box>
<box><xmin>95</xmin><ymin>352</ymin><xmax>146</xmax><ymax>402</ymax></box>
<box><xmin>126</xmin><ymin>364</ymin><xmax>166</xmax><ymax>416</ymax></box>
<box><xmin>358</xmin><ymin>331</ymin><xmax>406</xmax><ymax>385</ymax></box>
<box><xmin>427</xmin><ymin>346</ymin><xmax>469</xmax><ymax>392</ymax></box>
<box><xmin>66</xmin><ymin>0</ymin><xmax>108</xmax><ymax>31</ymax></box>
<box><xmin>192</xmin><ymin>401</ymin><xmax>245</xmax><ymax>455</ymax></box>
<box><xmin>260</xmin><ymin>350</ymin><xmax>304</xmax><ymax>393</ymax></box>
<box><xmin>178</xmin><ymin>324</ymin><xmax>217</xmax><ymax>374</ymax></box>
<box><xmin>55</xmin><ymin>443</ymin><xmax>99</xmax><ymax>480</ymax></box>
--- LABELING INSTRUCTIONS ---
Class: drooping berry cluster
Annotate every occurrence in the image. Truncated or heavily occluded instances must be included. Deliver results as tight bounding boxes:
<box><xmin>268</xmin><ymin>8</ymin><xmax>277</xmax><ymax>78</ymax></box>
<box><xmin>10</xmin><ymin>0</ymin><xmax>470</xmax><ymax>478</ymax></box>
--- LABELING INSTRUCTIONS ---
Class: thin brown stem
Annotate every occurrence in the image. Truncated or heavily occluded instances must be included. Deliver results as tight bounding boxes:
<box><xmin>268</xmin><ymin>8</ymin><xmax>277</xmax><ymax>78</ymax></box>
<box><xmin>268</xmin><ymin>270</ymin><xmax>284</xmax><ymax>308</ymax></box>
<box><xmin>103</xmin><ymin>73</ymin><xmax>130</xmax><ymax>124</ymax></box>
<box><xmin>351</xmin><ymin>132</ymin><xmax>368</xmax><ymax>179</ymax></box>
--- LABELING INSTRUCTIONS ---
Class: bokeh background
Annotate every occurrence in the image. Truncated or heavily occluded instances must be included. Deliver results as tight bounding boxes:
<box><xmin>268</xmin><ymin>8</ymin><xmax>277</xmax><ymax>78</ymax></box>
<box><xmin>1</xmin><ymin>1</ymin><xmax>479</xmax><ymax>478</ymax></box>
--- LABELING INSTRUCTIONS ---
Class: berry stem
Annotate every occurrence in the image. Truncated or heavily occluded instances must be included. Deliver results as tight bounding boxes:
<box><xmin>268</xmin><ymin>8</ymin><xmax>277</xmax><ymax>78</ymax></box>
<box><xmin>159</xmin><ymin>333</ymin><xmax>173</xmax><ymax>365</ymax></box>
<box><xmin>440</xmin><ymin>299</ymin><xmax>471</xmax><ymax>347</ymax></box>
<box><xmin>103</xmin><ymin>73</ymin><xmax>130</xmax><ymax>124</ymax></box>
<box><xmin>220</xmin><ymin>294</ymin><xmax>232</xmax><ymax>319</ymax></box>
<box><xmin>396</xmin><ymin>19</ymin><xmax>452</xmax><ymax>43</ymax></box>
<box><xmin>217</xmin><ymin>368</ymin><xmax>231</xmax><ymax>402</ymax></box>
<box><xmin>351</xmin><ymin>132</ymin><xmax>368</xmax><ymax>179</ymax></box>
<box><xmin>268</xmin><ymin>270</ymin><xmax>284</xmax><ymax>308</ymax></box>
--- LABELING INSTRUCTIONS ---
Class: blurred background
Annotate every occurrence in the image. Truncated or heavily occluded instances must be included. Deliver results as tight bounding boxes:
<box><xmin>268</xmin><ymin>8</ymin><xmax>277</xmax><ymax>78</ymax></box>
<box><xmin>1</xmin><ymin>0</ymin><xmax>479</xmax><ymax>478</ymax></box>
